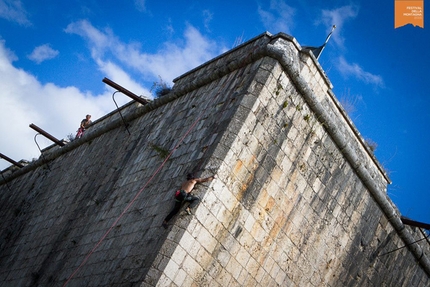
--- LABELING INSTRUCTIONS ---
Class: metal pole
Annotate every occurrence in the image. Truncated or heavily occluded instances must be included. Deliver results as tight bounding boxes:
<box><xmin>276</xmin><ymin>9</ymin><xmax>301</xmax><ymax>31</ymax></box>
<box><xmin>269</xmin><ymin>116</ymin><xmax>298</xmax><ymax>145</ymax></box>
<box><xmin>401</xmin><ymin>216</ymin><xmax>430</xmax><ymax>230</ymax></box>
<box><xmin>102</xmin><ymin>77</ymin><xmax>148</xmax><ymax>105</ymax></box>
<box><xmin>112</xmin><ymin>91</ymin><xmax>131</xmax><ymax>135</ymax></box>
<box><xmin>316</xmin><ymin>25</ymin><xmax>336</xmax><ymax>60</ymax></box>
<box><xmin>0</xmin><ymin>153</ymin><xmax>24</xmax><ymax>168</ymax></box>
<box><xmin>29</xmin><ymin>123</ymin><xmax>65</xmax><ymax>147</ymax></box>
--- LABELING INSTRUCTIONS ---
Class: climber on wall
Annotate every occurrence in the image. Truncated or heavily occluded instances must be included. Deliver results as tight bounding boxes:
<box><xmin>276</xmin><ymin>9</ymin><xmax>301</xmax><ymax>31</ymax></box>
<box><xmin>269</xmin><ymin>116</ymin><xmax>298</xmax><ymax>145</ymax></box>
<box><xmin>75</xmin><ymin>114</ymin><xmax>92</xmax><ymax>139</ymax></box>
<box><xmin>162</xmin><ymin>173</ymin><xmax>215</xmax><ymax>229</ymax></box>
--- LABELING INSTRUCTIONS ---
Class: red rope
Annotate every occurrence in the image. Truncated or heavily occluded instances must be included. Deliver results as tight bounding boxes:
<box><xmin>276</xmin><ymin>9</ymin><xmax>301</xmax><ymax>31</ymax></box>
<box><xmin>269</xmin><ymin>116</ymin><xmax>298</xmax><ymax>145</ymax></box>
<box><xmin>62</xmin><ymin>44</ymin><xmax>261</xmax><ymax>284</ymax></box>
<box><xmin>63</xmin><ymin>90</ymin><xmax>223</xmax><ymax>286</ymax></box>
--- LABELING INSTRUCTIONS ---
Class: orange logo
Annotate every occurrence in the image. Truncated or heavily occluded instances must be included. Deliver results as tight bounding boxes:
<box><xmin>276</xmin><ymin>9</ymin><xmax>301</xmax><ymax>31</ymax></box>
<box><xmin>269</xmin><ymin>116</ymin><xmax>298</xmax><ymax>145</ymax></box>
<box><xmin>395</xmin><ymin>0</ymin><xmax>424</xmax><ymax>28</ymax></box>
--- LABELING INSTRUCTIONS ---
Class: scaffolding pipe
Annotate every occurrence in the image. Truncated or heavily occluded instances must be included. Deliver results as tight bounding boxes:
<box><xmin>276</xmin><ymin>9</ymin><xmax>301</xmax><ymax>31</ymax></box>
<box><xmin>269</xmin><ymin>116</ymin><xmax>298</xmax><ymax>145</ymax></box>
<box><xmin>0</xmin><ymin>153</ymin><xmax>24</xmax><ymax>168</ymax></box>
<box><xmin>29</xmin><ymin>123</ymin><xmax>65</xmax><ymax>147</ymax></box>
<box><xmin>401</xmin><ymin>216</ymin><xmax>430</xmax><ymax>230</ymax></box>
<box><xmin>102</xmin><ymin>77</ymin><xmax>148</xmax><ymax>105</ymax></box>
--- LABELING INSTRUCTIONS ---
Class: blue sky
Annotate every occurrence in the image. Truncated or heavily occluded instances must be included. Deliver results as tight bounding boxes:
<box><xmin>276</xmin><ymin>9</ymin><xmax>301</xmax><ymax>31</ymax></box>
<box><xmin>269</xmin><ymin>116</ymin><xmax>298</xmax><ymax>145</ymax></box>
<box><xmin>0</xmin><ymin>0</ymin><xmax>429</xmax><ymax>225</ymax></box>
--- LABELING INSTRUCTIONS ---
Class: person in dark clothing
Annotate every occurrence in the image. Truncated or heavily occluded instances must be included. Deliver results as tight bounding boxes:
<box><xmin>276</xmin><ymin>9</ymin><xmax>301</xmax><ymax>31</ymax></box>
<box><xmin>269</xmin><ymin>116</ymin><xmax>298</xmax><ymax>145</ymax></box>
<box><xmin>162</xmin><ymin>173</ymin><xmax>215</xmax><ymax>228</ymax></box>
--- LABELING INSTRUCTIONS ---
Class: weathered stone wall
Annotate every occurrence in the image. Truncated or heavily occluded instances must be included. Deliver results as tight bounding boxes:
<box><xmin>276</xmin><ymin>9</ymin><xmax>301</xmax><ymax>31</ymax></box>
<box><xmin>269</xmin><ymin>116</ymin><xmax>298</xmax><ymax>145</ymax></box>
<box><xmin>143</xmin><ymin>34</ymin><xmax>429</xmax><ymax>287</ymax></box>
<box><xmin>1</xmin><ymin>32</ymin><xmax>429</xmax><ymax>287</ymax></box>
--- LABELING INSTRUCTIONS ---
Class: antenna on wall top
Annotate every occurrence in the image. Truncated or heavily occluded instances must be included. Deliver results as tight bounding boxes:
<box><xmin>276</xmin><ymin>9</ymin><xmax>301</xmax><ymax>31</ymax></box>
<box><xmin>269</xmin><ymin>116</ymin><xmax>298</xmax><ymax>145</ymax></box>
<box><xmin>303</xmin><ymin>25</ymin><xmax>336</xmax><ymax>60</ymax></box>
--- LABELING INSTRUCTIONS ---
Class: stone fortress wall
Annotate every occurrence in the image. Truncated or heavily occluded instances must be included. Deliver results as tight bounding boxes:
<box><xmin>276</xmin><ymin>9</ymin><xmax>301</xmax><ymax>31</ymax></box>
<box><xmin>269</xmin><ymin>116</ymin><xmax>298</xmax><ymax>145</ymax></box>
<box><xmin>0</xmin><ymin>32</ymin><xmax>429</xmax><ymax>286</ymax></box>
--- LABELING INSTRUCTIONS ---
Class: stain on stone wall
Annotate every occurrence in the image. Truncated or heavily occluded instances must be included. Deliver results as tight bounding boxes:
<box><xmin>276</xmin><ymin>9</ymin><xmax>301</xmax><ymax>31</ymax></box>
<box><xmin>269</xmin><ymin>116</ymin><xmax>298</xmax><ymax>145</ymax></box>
<box><xmin>1</xmin><ymin>32</ymin><xmax>429</xmax><ymax>287</ymax></box>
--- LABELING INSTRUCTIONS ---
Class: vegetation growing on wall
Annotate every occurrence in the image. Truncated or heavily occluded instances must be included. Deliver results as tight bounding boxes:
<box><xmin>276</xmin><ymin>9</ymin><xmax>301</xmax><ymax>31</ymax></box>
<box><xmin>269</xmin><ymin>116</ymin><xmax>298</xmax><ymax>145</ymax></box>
<box><xmin>150</xmin><ymin>143</ymin><xmax>170</xmax><ymax>159</ymax></box>
<box><xmin>151</xmin><ymin>76</ymin><xmax>172</xmax><ymax>98</ymax></box>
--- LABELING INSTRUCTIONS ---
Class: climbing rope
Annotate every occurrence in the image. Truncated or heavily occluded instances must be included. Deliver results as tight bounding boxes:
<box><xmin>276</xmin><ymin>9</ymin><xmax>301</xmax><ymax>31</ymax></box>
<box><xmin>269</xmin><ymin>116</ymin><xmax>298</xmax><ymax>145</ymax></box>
<box><xmin>33</xmin><ymin>133</ymin><xmax>51</xmax><ymax>171</ymax></box>
<box><xmin>63</xmin><ymin>81</ymin><xmax>227</xmax><ymax>286</ymax></box>
<box><xmin>63</xmin><ymin>42</ymin><xmax>262</xmax><ymax>286</ymax></box>
<box><xmin>111</xmin><ymin>90</ymin><xmax>132</xmax><ymax>135</ymax></box>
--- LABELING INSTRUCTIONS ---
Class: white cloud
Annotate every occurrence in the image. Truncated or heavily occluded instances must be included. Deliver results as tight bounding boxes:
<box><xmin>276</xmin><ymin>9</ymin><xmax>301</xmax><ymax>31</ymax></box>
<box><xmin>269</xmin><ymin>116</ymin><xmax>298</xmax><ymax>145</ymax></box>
<box><xmin>96</xmin><ymin>58</ymin><xmax>151</xmax><ymax>99</ymax></box>
<box><xmin>0</xmin><ymin>39</ymin><xmax>17</xmax><ymax>61</ymax></box>
<box><xmin>27</xmin><ymin>44</ymin><xmax>59</xmax><ymax>64</ymax></box>
<box><xmin>316</xmin><ymin>5</ymin><xmax>382</xmax><ymax>87</ymax></box>
<box><xmin>0</xmin><ymin>21</ymin><xmax>226</xmax><ymax>170</ymax></box>
<box><xmin>64</xmin><ymin>20</ymin><xmax>113</xmax><ymax>59</ymax></box>
<box><xmin>318</xmin><ymin>5</ymin><xmax>359</xmax><ymax>48</ymax></box>
<box><xmin>65</xmin><ymin>20</ymin><xmax>225</xmax><ymax>85</ymax></box>
<box><xmin>129</xmin><ymin>25</ymin><xmax>223</xmax><ymax>81</ymax></box>
<box><xmin>336</xmin><ymin>56</ymin><xmax>384</xmax><ymax>87</ymax></box>
<box><xmin>203</xmin><ymin>10</ymin><xmax>213</xmax><ymax>31</ymax></box>
<box><xmin>0</xmin><ymin>0</ymin><xmax>31</xmax><ymax>26</ymax></box>
<box><xmin>0</xmin><ymin>40</ymin><xmax>121</xmax><ymax>170</ymax></box>
<box><xmin>258</xmin><ymin>0</ymin><xmax>296</xmax><ymax>34</ymax></box>
<box><xmin>164</xmin><ymin>19</ymin><xmax>175</xmax><ymax>36</ymax></box>
<box><xmin>134</xmin><ymin>0</ymin><xmax>147</xmax><ymax>12</ymax></box>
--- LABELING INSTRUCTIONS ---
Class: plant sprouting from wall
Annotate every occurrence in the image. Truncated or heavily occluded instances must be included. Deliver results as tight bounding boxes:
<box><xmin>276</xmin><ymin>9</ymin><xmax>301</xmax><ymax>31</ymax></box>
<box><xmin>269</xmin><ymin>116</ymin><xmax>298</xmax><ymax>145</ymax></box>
<box><xmin>339</xmin><ymin>88</ymin><xmax>362</xmax><ymax>117</ymax></box>
<box><xmin>274</xmin><ymin>83</ymin><xmax>283</xmax><ymax>95</ymax></box>
<box><xmin>150</xmin><ymin>143</ymin><xmax>170</xmax><ymax>159</ymax></box>
<box><xmin>66</xmin><ymin>133</ymin><xmax>75</xmax><ymax>142</ymax></box>
<box><xmin>365</xmin><ymin>138</ymin><xmax>378</xmax><ymax>153</ymax></box>
<box><xmin>151</xmin><ymin>76</ymin><xmax>172</xmax><ymax>98</ymax></box>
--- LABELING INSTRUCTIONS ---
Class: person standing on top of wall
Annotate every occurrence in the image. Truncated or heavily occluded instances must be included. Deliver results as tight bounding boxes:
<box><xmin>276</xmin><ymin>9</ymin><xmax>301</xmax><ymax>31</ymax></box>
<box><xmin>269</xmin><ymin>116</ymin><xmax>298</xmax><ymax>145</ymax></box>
<box><xmin>75</xmin><ymin>114</ymin><xmax>92</xmax><ymax>139</ymax></box>
<box><xmin>162</xmin><ymin>173</ymin><xmax>215</xmax><ymax>229</ymax></box>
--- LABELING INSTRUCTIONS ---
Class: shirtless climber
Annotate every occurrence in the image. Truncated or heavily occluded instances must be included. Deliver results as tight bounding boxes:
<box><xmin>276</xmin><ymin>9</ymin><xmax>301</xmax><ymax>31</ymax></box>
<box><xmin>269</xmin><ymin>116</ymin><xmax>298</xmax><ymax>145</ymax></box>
<box><xmin>162</xmin><ymin>173</ymin><xmax>215</xmax><ymax>229</ymax></box>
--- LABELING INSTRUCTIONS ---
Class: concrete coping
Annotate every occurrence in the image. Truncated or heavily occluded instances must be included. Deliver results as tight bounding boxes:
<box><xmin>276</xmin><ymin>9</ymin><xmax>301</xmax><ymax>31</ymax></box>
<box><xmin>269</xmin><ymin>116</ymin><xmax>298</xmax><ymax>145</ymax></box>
<box><xmin>263</xmin><ymin>34</ymin><xmax>430</xmax><ymax>277</ymax></box>
<box><xmin>1</xmin><ymin>31</ymin><xmax>427</xmax><ymax>278</ymax></box>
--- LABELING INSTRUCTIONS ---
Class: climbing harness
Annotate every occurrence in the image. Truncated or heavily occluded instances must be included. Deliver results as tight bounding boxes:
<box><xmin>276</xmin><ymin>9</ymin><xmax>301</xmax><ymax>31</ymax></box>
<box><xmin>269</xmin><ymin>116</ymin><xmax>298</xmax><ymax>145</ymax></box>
<box><xmin>63</xmin><ymin>45</ymin><xmax>260</xmax><ymax>285</ymax></box>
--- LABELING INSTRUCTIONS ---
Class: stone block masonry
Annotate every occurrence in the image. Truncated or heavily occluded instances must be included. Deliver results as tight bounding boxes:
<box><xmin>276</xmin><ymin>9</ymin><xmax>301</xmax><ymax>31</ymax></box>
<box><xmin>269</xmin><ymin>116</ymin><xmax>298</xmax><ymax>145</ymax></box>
<box><xmin>1</xmin><ymin>32</ymin><xmax>429</xmax><ymax>286</ymax></box>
